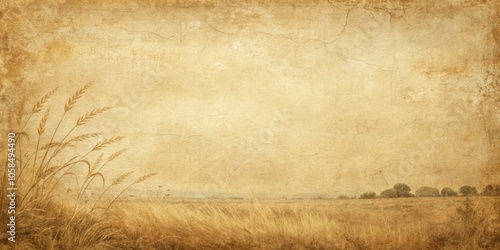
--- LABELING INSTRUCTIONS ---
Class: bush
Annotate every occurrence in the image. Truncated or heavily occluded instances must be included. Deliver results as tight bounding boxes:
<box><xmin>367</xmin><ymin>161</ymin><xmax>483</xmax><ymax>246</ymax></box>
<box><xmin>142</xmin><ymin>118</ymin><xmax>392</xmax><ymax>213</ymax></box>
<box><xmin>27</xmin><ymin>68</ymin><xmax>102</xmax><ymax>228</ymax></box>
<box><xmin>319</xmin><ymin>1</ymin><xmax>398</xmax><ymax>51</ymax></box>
<box><xmin>380</xmin><ymin>188</ymin><xmax>397</xmax><ymax>198</ymax></box>
<box><xmin>441</xmin><ymin>187</ymin><xmax>458</xmax><ymax>197</ymax></box>
<box><xmin>337</xmin><ymin>195</ymin><xmax>350</xmax><ymax>200</ymax></box>
<box><xmin>394</xmin><ymin>183</ymin><xmax>413</xmax><ymax>197</ymax></box>
<box><xmin>459</xmin><ymin>186</ymin><xmax>478</xmax><ymax>196</ymax></box>
<box><xmin>416</xmin><ymin>186</ymin><xmax>440</xmax><ymax>197</ymax></box>
<box><xmin>482</xmin><ymin>184</ymin><xmax>500</xmax><ymax>196</ymax></box>
<box><xmin>359</xmin><ymin>192</ymin><xmax>376</xmax><ymax>199</ymax></box>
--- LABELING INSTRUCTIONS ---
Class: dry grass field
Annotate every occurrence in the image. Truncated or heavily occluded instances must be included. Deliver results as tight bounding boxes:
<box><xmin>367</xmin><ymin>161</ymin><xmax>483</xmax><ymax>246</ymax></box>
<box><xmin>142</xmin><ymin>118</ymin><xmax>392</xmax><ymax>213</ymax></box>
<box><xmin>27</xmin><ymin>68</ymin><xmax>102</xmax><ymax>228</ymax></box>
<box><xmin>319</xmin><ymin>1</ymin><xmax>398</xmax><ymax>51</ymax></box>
<box><xmin>2</xmin><ymin>196</ymin><xmax>498</xmax><ymax>249</ymax></box>
<box><xmin>107</xmin><ymin>197</ymin><xmax>500</xmax><ymax>250</ymax></box>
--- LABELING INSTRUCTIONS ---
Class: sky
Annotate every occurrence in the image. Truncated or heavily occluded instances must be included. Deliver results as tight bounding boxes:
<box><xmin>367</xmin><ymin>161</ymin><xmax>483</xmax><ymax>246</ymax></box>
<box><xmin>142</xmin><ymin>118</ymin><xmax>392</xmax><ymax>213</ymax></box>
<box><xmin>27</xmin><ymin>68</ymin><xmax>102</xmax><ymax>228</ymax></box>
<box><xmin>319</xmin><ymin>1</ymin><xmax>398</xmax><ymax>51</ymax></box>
<box><xmin>11</xmin><ymin>0</ymin><xmax>499</xmax><ymax>198</ymax></box>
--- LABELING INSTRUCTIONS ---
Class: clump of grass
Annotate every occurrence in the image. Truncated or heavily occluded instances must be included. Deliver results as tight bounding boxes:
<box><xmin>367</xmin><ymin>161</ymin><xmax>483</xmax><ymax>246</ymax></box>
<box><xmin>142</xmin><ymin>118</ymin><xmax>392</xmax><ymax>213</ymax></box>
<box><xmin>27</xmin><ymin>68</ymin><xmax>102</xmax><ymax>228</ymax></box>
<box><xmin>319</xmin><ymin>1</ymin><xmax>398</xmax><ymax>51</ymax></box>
<box><xmin>429</xmin><ymin>197</ymin><xmax>500</xmax><ymax>249</ymax></box>
<box><xmin>0</xmin><ymin>83</ymin><xmax>155</xmax><ymax>248</ymax></box>
<box><xmin>16</xmin><ymin>200</ymin><xmax>125</xmax><ymax>249</ymax></box>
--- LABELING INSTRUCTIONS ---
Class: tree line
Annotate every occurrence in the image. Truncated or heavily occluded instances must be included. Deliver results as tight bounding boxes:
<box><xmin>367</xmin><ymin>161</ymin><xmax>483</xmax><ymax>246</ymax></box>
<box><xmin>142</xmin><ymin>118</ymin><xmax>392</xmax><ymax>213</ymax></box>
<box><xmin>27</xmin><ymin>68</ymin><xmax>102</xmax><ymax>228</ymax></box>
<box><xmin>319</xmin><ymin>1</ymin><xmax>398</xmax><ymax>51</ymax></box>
<box><xmin>347</xmin><ymin>184</ymin><xmax>500</xmax><ymax>199</ymax></box>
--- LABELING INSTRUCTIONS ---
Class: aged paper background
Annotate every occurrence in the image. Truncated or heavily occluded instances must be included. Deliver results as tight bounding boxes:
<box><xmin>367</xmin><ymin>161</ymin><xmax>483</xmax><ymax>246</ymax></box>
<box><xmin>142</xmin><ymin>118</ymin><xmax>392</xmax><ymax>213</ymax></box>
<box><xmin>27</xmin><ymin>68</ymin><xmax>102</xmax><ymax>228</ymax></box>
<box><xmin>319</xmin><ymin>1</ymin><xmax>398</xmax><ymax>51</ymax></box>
<box><xmin>1</xmin><ymin>0</ymin><xmax>499</xmax><ymax>199</ymax></box>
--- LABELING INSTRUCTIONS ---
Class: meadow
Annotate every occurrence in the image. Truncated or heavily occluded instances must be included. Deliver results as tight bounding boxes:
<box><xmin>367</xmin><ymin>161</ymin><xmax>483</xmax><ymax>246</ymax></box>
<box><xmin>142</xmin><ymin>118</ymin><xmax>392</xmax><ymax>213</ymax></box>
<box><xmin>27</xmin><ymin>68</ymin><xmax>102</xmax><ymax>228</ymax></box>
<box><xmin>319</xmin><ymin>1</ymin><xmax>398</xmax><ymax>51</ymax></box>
<box><xmin>2</xmin><ymin>196</ymin><xmax>499</xmax><ymax>249</ymax></box>
<box><xmin>110</xmin><ymin>196</ymin><xmax>500</xmax><ymax>250</ymax></box>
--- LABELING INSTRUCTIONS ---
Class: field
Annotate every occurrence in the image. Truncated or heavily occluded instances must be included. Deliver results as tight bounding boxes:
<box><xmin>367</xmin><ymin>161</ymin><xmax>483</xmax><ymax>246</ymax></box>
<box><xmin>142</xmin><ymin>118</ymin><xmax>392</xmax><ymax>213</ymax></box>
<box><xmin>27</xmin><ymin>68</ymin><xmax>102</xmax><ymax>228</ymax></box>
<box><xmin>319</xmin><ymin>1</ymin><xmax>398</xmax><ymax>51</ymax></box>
<box><xmin>4</xmin><ymin>196</ymin><xmax>499</xmax><ymax>249</ymax></box>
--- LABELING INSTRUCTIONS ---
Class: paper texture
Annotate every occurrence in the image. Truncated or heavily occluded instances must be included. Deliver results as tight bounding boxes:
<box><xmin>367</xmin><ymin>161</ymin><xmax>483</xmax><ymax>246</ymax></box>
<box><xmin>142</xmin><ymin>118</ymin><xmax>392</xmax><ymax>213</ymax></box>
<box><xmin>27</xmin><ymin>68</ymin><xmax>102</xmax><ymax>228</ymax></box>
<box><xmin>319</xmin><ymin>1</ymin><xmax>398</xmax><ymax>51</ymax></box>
<box><xmin>1</xmin><ymin>0</ymin><xmax>499</xmax><ymax>249</ymax></box>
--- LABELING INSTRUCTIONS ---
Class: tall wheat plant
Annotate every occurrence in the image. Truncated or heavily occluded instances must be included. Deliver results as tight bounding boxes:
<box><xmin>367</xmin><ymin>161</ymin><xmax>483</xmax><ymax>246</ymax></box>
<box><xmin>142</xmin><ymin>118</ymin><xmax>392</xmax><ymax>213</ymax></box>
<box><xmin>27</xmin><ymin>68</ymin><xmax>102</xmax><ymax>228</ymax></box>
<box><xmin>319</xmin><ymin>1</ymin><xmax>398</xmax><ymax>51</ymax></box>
<box><xmin>1</xmin><ymin>82</ymin><xmax>155</xmax><ymax>248</ymax></box>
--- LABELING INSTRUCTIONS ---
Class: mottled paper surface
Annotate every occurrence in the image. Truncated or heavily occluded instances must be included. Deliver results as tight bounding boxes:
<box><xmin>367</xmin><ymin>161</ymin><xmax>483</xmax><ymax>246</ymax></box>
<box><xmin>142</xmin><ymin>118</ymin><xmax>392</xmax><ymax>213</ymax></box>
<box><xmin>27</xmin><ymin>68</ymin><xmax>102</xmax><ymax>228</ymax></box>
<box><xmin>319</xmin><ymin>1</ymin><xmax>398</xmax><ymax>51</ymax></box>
<box><xmin>0</xmin><ymin>0</ymin><xmax>499</xmax><ymax>248</ymax></box>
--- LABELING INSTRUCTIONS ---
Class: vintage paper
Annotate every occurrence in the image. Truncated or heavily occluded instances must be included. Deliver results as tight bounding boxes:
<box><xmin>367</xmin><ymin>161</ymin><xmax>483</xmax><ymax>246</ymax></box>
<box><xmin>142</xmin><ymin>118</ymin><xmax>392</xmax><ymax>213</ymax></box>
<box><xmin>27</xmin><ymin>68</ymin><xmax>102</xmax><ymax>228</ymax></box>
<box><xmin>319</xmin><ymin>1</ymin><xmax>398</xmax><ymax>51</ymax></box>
<box><xmin>1</xmin><ymin>0</ymin><xmax>499</xmax><ymax>249</ymax></box>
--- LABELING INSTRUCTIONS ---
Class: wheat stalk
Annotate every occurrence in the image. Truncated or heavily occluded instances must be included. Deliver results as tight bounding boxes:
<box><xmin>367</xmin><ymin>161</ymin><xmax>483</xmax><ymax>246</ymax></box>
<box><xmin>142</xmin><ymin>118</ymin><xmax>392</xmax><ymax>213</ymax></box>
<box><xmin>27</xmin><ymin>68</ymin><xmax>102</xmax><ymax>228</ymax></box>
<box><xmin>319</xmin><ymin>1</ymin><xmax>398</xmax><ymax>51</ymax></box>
<box><xmin>50</xmin><ymin>133</ymin><xmax>103</xmax><ymax>157</ymax></box>
<box><xmin>112</xmin><ymin>171</ymin><xmax>134</xmax><ymax>186</ymax></box>
<box><xmin>16</xmin><ymin>131</ymin><xmax>28</xmax><ymax>137</ymax></box>
<box><xmin>92</xmin><ymin>136</ymin><xmax>125</xmax><ymax>151</ymax></box>
<box><xmin>52</xmin><ymin>144</ymin><xmax>76</xmax><ymax>158</ymax></box>
<box><xmin>91</xmin><ymin>171</ymin><xmax>134</xmax><ymax>213</ymax></box>
<box><xmin>39</xmin><ymin>83</ymin><xmax>94</xmax><ymax>174</ymax></box>
<box><xmin>39</xmin><ymin>166</ymin><xmax>60</xmax><ymax>179</ymax></box>
<box><xmin>91</xmin><ymin>154</ymin><xmax>104</xmax><ymax>173</ymax></box>
<box><xmin>37</xmin><ymin>108</ymin><xmax>50</xmax><ymax>135</ymax></box>
<box><xmin>79</xmin><ymin>148</ymin><xmax>126</xmax><ymax>205</ymax></box>
<box><xmin>108</xmin><ymin>149</ymin><xmax>127</xmax><ymax>162</ymax></box>
<box><xmin>41</xmin><ymin>142</ymin><xmax>74</xmax><ymax>150</ymax></box>
<box><xmin>17</xmin><ymin>87</ymin><xmax>58</xmax><ymax>188</ymax></box>
<box><xmin>76</xmin><ymin>107</ymin><xmax>112</xmax><ymax>126</ymax></box>
<box><xmin>33</xmin><ymin>109</ymin><xmax>51</xmax><ymax>187</ymax></box>
<box><xmin>97</xmin><ymin>172</ymin><xmax>157</xmax><ymax>216</ymax></box>
<box><xmin>64</xmin><ymin>81</ymin><xmax>93</xmax><ymax>112</ymax></box>
<box><xmin>32</xmin><ymin>87</ymin><xmax>58</xmax><ymax>113</ymax></box>
<box><xmin>46</xmin><ymin>131</ymin><xmax>101</xmax><ymax>174</ymax></box>
<box><xmin>134</xmin><ymin>173</ymin><xmax>157</xmax><ymax>184</ymax></box>
<box><xmin>77</xmin><ymin>154</ymin><xmax>104</xmax><ymax>204</ymax></box>
<box><xmin>66</xmin><ymin>133</ymin><xmax>102</xmax><ymax>143</ymax></box>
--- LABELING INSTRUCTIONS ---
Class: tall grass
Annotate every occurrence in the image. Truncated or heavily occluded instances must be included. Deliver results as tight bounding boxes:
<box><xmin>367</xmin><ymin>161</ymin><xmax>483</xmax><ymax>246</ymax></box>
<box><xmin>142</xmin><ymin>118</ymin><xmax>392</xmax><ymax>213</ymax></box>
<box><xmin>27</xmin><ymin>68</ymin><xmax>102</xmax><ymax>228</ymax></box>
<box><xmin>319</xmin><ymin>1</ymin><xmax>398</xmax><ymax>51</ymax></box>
<box><xmin>429</xmin><ymin>197</ymin><xmax>500</xmax><ymax>249</ymax></box>
<box><xmin>0</xmin><ymin>83</ymin><xmax>155</xmax><ymax>249</ymax></box>
<box><xmin>110</xmin><ymin>197</ymin><xmax>499</xmax><ymax>250</ymax></box>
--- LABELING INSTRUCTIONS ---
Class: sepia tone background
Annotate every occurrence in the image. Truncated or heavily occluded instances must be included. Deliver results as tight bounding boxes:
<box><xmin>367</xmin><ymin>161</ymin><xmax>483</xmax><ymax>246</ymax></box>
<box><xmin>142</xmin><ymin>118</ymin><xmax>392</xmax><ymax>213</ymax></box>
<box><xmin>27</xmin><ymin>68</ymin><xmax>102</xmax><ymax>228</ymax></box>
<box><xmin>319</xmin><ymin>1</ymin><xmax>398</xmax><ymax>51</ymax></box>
<box><xmin>1</xmin><ymin>0</ymin><xmax>499</xmax><ymax>199</ymax></box>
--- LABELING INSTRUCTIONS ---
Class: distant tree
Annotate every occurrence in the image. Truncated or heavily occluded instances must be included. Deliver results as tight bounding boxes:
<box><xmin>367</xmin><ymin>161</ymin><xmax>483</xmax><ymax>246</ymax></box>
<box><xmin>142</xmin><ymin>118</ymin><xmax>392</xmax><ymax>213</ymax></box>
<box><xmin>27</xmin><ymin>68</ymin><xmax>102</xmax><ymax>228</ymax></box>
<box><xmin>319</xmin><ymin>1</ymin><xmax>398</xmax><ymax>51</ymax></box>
<box><xmin>441</xmin><ymin>187</ymin><xmax>458</xmax><ymax>197</ymax></box>
<box><xmin>416</xmin><ymin>186</ymin><xmax>440</xmax><ymax>197</ymax></box>
<box><xmin>394</xmin><ymin>183</ymin><xmax>413</xmax><ymax>197</ymax></box>
<box><xmin>459</xmin><ymin>186</ymin><xmax>478</xmax><ymax>196</ymax></box>
<box><xmin>481</xmin><ymin>184</ymin><xmax>500</xmax><ymax>196</ymax></box>
<box><xmin>337</xmin><ymin>195</ymin><xmax>350</xmax><ymax>200</ymax></box>
<box><xmin>359</xmin><ymin>192</ymin><xmax>376</xmax><ymax>199</ymax></box>
<box><xmin>380</xmin><ymin>188</ymin><xmax>397</xmax><ymax>198</ymax></box>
